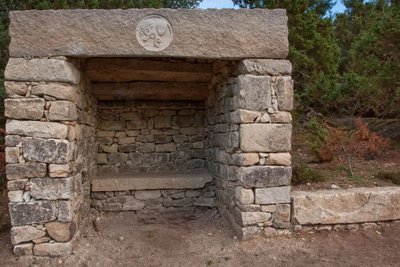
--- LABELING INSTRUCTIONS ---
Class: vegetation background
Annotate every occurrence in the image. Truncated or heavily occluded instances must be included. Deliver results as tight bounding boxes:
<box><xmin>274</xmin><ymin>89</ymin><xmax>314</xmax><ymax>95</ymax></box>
<box><xmin>0</xmin><ymin>0</ymin><xmax>399</xmax><ymax>187</ymax></box>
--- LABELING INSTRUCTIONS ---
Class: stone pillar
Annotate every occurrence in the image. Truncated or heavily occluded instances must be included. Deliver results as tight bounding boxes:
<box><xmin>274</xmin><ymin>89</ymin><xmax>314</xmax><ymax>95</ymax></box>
<box><xmin>4</xmin><ymin>57</ymin><xmax>97</xmax><ymax>256</ymax></box>
<box><xmin>207</xmin><ymin>59</ymin><xmax>293</xmax><ymax>239</ymax></box>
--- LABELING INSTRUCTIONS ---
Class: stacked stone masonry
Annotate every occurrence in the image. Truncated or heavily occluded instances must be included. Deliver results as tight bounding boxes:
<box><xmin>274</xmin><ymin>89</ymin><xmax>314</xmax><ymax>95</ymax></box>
<box><xmin>206</xmin><ymin>59</ymin><xmax>293</xmax><ymax>239</ymax></box>
<box><xmin>5</xmin><ymin>58</ymin><xmax>98</xmax><ymax>256</ymax></box>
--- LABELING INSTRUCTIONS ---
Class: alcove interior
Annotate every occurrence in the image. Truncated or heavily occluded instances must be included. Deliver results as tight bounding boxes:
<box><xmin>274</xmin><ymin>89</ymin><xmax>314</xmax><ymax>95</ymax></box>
<box><xmin>82</xmin><ymin>57</ymin><xmax>234</xmax><ymax>192</ymax></box>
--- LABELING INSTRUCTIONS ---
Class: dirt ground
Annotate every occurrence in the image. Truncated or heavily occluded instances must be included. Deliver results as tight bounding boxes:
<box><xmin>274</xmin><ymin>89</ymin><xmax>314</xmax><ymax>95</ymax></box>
<box><xmin>1</xmin><ymin>208</ymin><xmax>400</xmax><ymax>267</ymax></box>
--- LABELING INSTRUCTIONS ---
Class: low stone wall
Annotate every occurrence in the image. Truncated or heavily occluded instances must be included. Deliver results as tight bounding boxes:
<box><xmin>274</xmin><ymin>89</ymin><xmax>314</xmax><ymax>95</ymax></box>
<box><xmin>96</xmin><ymin>102</ymin><xmax>207</xmax><ymax>174</ymax></box>
<box><xmin>291</xmin><ymin>187</ymin><xmax>400</xmax><ymax>231</ymax></box>
<box><xmin>91</xmin><ymin>184</ymin><xmax>216</xmax><ymax>215</ymax></box>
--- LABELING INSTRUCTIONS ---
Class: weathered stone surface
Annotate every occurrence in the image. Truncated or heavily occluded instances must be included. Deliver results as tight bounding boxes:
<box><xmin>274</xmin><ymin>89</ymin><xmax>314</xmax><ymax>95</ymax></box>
<box><xmin>123</xmin><ymin>199</ymin><xmax>145</xmax><ymax>211</ymax></box>
<box><xmin>6</xmin><ymin>163</ymin><xmax>47</xmax><ymax>180</ymax></box>
<box><xmin>100</xmin><ymin>120</ymin><xmax>124</xmax><ymax>131</ymax></box>
<box><xmin>6</xmin><ymin>120</ymin><xmax>68</xmax><ymax>139</ymax></box>
<box><xmin>30</xmin><ymin>177</ymin><xmax>74</xmax><ymax>200</ymax></box>
<box><xmin>7</xmin><ymin>179</ymin><xmax>28</xmax><ymax>191</ymax></box>
<box><xmin>260</xmin><ymin>205</ymin><xmax>276</xmax><ymax>213</ymax></box>
<box><xmin>8</xmin><ymin>9</ymin><xmax>288</xmax><ymax>59</ymax></box>
<box><xmin>4</xmin><ymin>98</ymin><xmax>44</xmax><ymax>120</ymax></box>
<box><xmin>270</xmin><ymin>111</ymin><xmax>292</xmax><ymax>123</ymax></box>
<box><xmin>292</xmin><ymin>187</ymin><xmax>400</xmax><ymax>225</ymax></box>
<box><xmin>194</xmin><ymin>197</ymin><xmax>215</xmax><ymax>207</ymax></box>
<box><xmin>34</xmin><ymin>241</ymin><xmax>73</xmax><ymax>256</ymax></box>
<box><xmin>255</xmin><ymin>186</ymin><xmax>291</xmax><ymax>205</ymax></box>
<box><xmin>32</xmin><ymin>83</ymin><xmax>76</xmax><ymax>101</ymax></box>
<box><xmin>58</xmin><ymin>200</ymin><xmax>73</xmax><ymax>222</ymax></box>
<box><xmin>156</xmin><ymin>143</ymin><xmax>176</xmax><ymax>152</ymax></box>
<box><xmin>135</xmin><ymin>190</ymin><xmax>161</xmax><ymax>200</ymax></box>
<box><xmin>108</xmin><ymin>153</ymin><xmax>128</xmax><ymax>164</ymax></box>
<box><xmin>9</xmin><ymin>201</ymin><xmax>57</xmax><ymax>226</ymax></box>
<box><xmin>8</xmin><ymin>191</ymin><xmax>23</xmax><ymax>202</ymax></box>
<box><xmin>45</xmin><ymin>222</ymin><xmax>75</xmax><ymax>242</ymax></box>
<box><xmin>231</xmin><ymin>153</ymin><xmax>259</xmax><ymax>166</ymax></box>
<box><xmin>23</xmin><ymin>138</ymin><xmax>72</xmax><ymax>163</ymax></box>
<box><xmin>4</xmin><ymin>81</ymin><xmax>28</xmax><ymax>96</ymax></box>
<box><xmin>14</xmin><ymin>243</ymin><xmax>34</xmax><ymax>256</ymax></box>
<box><xmin>92</xmin><ymin>169</ymin><xmax>212</xmax><ymax>191</ymax></box>
<box><xmin>11</xmin><ymin>226</ymin><xmax>46</xmax><ymax>245</ymax></box>
<box><xmin>5</xmin><ymin>58</ymin><xmax>80</xmax><ymax>84</ymax></box>
<box><xmin>5</xmin><ymin>135</ymin><xmax>22</xmax><ymax>147</ymax></box>
<box><xmin>5</xmin><ymin>147</ymin><xmax>19</xmax><ymax>164</ymax></box>
<box><xmin>274</xmin><ymin>76</ymin><xmax>293</xmax><ymax>111</ymax></box>
<box><xmin>236</xmin><ymin>75</ymin><xmax>272</xmax><ymax>110</ymax></box>
<box><xmin>48</xmin><ymin>101</ymin><xmax>78</xmax><ymax>121</ymax></box>
<box><xmin>238</xmin><ymin>166</ymin><xmax>291</xmax><ymax>188</ymax></box>
<box><xmin>154</xmin><ymin>115</ymin><xmax>172</xmax><ymax>128</ymax></box>
<box><xmin>265</xmin><ymin>153</ymin><xmax>291</xmax><ymax>166</ymax></box>
<box><xmin>235</xmin><ymin>187</ymin><xmax>254</xmax><ymax>205</ymax></box>
<box><xmin>240</xmin><ymin>124</ymin><xmax>292</xmax><ymax>152</ymax></box>
<box><xmin>237</xmin><ymin>59</ymin><xmax>292</xmax><ymax>76</ymax></box>
<box><xmin>273</xmin><ymin>203</ymin><xmax>291</xmax><ymax>228</ymax></box>
<box><xmin>234</xmin><ymin>208</ymin><xmax>272</xmax><ymax>226</ymax></box>
<box><xmin>49</xmin><ymin>164</ymin><xmax>71</xmax><ymax>177</ymax></box>
<box><xmin>229</xmin><ymin>109</ymin><xmax>260</xmax><ymax>124</ymax></box>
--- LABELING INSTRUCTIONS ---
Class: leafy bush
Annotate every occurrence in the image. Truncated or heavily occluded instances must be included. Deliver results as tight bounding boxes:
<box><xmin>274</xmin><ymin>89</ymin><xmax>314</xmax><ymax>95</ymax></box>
<box><xmin>376</xmin><ymin>171</ymin><xmax>400</xmax><ymax>185</ymax></box>
<box><xmin>292</xmin><ymin>162</ymin><xmax>324</xmax><ymax>185</ymax></box>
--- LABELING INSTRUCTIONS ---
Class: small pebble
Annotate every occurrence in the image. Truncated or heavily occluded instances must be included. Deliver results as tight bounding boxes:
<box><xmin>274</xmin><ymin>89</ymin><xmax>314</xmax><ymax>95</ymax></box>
<box><xmin>331</xmin><ymin>184</ymin><xmax>340</xmax><ymax>190</ymax></box>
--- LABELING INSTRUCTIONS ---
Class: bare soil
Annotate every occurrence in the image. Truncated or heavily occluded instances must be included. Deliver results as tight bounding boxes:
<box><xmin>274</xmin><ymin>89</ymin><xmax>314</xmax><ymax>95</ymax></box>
<box><xmin>1</xmin><ymin>208</ymin><xmax>400</xmax><ymax>267</ymax></box>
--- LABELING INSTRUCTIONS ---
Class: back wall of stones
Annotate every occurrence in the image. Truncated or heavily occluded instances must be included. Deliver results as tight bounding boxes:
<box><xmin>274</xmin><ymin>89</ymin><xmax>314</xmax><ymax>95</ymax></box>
<box><xmin>206</xmin><ymin>59</ymin><xmax>293</xmax><ymax>239</ymax></box>
<box><xmin>4</xmin><ymin>57</ymin><xmax>98</xmax><ymax>256</ymax></box>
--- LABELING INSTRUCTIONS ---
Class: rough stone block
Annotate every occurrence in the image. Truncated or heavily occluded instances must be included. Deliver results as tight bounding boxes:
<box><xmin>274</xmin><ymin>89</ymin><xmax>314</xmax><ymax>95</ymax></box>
<box><xmin>270</xmin><ymin>111</ymin><xmax>292</xmax><ymax>124</ymax></box>
<box><xmin>7</xmin><ymin>179</ymin><xmax>28</xmax><ymax>191</ymax></box>
<box><xmin>123</xmin><ymin>199</ymin><xmax>145</xmax><ymax>211</ymax></box>
<box><xmin>58</xmin><ymin>200</ymin><xmax>73</xmax><ymax>222</ymax></box>
<box><xmin>23</xmin><ymin>138</ymin><xmax>72</xmax><ymax>164</ymax></box>
<box><xmin>231</xmin><ymin>153</ymin><xmax>259</xmax><ymax>166</ymax></box>
<box><xmin>6</xmin><ymin>120</ymin><xmax>68</xmax><ymax>139</ymax></box>
<box><xmin>265</xmin><ymin>153</ymin><xmax>291</xmax><ymax>166</ymax></box>
<box><xmin>96</xmin><ymin>153</ymin><xmax>108</xmax><ymax>164</ymax></box>
<box><xmin>48</xmin><ymin>101</ymin><xmax>78</xmax><ymax>121</ymax></box>
<box><xmin>194</xmin><ymin>197</ymin><xmax>215</xmax><ymax>207</ymax></box>
<box><xmin>274</xmin><ymin>76</ymin><xmax>293</xmax><ymax>111</ymax></box>
<box><xmin>100</xmin><ymin>120</ymin><xmax>124</xmax><ymax>131</ymax></box>
<box><xmin>45</xmin><ymin>221</ymin><xmax>75</xmax><ymax>242</ymax></box>
<box><xmin>31</xmin><ymin>83</ymin><xmax>77</xmax><ymax>101</ymax></box>
<box><xmin>4</xmin><ymin>81</ymin><xmax>28</xmax><ymax>96</ymax></box>
<box><xmin>5</xmin><ymin>135</ymin><xmax>22</xmax><ymax>147</ymax></box>
<box><xmin>236</xmin><ymin>75</ymin><xmax>272</xmax><ymax>110</ymax></box>
<box><xmin>5</xmin><ymin>147</ymin><xmax>19</xmax><ymax>163</ymax></box>
<box><xmin>240</xmin><ymin>124</ymin><xmax>292</xmax><ymax>152</ymax></box>
<box><xmin>154</xmin><ymin>116</ymin><xmax>172</xmax><ymax>128</ymax></box>
<box><xmin>48</xmin><ymin>164</ymin><xmax>71</xmax><ymax>177</ymax></box>
<box><xmin>238</xmin><ymin>166</ymin><xmax>291</xmax><ymax>188</ymax></box>
<box><xmin>273</xmin><ymin>203</ymin><xmax>291</xmax><ymax>228</ymax></box>
<box><xmin>237</xmin><ymin>59</ymin><xmax>292</xmax><ymax>76</ymax></box>
<box><xmin>14</xmin><ymin>243</ymin><xmax>33</xmax><ymax>256</ymax></box>
<box><xmin>8</xmin><ymin>190</ymin><xmax>24</xmax><ymax>202</ymax></box>
<box><xmin>5</xmin><ymin>58</ymin><xmax>80</xmax><ymax>84</ymax></box>
<box><xmin>292</xmin><ymin>187</ymin><xmax>400</xmax><ymax>225</ymax></box>
<box><xmin>235</xmin><ymin>187</ymin><xmax>254</xmax><ymax>205</ymax></box>
<box><xmin>34</xmin><ymin>241</ymin><xmax>73</xmax><ymax>256</ymax></box>
<box><xmin>11</xmin><ymin>226</ymin><xmax>46</xmax><ymax>245</ymax></box>
<box><xmin>230</xmin><ymin>109</ymin><xmax>260</xmax><ymax>124</ymax></box>
<box><xmin>9</xmin><ymin>201</ymin><xmax>57</xmax><ymax>226</ymax></box>
<box><xmin>30</xmin><ymin>177</ymin><xmax>75</xmax><ymax>200</ymax></box>
<box><xmin>135</xmin><ymin>190</ymin><xmax>161</xmax><ymax>200</ymax></box>
<box><xmin>4</xmin><ymin>98</ymin><xmax>44</xmax><ymax>120</ymax></box>
<box><xmin>6</xmin><ymin>163</ymin><xmax>47</xmax><ymax>180</ymax></box>
<box><xmin>255</xmin><ymin>186</ymin><xmax>291</xmax><ymax>204</ymax></box>
<box><xmin>234</xmin><ymin>208</ymin><xmax>272</xmax><ymax>226</ymax></box>
<box><xmin>108</xmin><ymin>153</ymin><xmax>128</xmax><ymax>164</ymax></box>
<box><xmin>126</xmin><ymin>117</ymin><xmax>147</xmax><ymax>130</ymax></box>
<box><xmin>156</xmin><ymin>143</ymin><xmax>176</xmax><ymax>152</ymax></box>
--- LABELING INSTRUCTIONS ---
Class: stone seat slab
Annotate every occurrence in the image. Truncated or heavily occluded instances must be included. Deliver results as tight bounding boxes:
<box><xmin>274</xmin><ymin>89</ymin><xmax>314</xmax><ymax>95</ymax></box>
<box><xmin>92</xmin><ymin>169</ymin><xmax>212</xmax><ymax>192</ymax></box>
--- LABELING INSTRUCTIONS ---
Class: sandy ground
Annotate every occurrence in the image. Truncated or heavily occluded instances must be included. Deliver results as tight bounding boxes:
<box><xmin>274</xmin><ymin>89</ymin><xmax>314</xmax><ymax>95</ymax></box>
<box><xmin>1</xmin><ymin>209</ymin><xmax>400</xmax><ymax>267</ymax></box>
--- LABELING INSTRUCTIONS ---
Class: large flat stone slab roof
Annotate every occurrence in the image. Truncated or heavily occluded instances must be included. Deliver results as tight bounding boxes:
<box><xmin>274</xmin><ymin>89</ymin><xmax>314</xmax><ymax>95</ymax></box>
<box><xmin>8</xmin><ymin>9</ymin><xmax>288</xmax><ymax>59</ymax></box>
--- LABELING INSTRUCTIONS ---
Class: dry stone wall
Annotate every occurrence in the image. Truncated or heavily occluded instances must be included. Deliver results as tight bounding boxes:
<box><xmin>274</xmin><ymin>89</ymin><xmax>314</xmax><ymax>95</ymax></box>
<box><xmin>96</xmin><ymin>102</ymin><xmax>207</xmax><ymax>174</ymax></box>
<box><xmin>4</xmin><ymin>57</ymin><xmax>97</xmax><ymax>256</ymax></box>
<box><xmin>206</xmin><ymin>59</ymin><xmax>293</xmax><ymax>239</ymax></box>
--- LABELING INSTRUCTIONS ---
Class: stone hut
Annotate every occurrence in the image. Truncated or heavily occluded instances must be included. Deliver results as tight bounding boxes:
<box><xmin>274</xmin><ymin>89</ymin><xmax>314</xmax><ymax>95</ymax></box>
<box><xmin>4</xmin><ymin>9</ymin><xmax>293</xmax><ymax>256</ymax></box>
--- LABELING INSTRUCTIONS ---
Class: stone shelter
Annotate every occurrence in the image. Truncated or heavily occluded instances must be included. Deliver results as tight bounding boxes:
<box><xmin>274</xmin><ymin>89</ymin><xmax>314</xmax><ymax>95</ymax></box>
<box><xmin>4</xmin><ymin>9</ymin><xmax>293</xmax><ymax>256</ymax></box>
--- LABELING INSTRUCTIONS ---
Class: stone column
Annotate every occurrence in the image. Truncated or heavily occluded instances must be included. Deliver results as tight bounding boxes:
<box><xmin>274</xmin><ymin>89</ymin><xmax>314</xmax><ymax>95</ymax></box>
<box><xmin>207</xmin><ymin>59</ymin><xmax>293</xmax><ymax>239</ymax></box>
<box><xmin>4</xmin><ymin>57</ymin><xmax>97</xmax><ymax>256</ymax></box>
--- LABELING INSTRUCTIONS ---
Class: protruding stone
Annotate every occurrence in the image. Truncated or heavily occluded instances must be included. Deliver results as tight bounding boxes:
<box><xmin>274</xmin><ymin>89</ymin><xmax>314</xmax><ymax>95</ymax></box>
<box><xmin>265</xmin><ymin>153</ymin><xmax>291</xmax><ymax>166</ymax></box>
<box><xmin>274</xmin><ymin>76</ymin><xmax>294</xmax><ymax>111</ymax></box>
<box><xmin>238</xmin><ymin>166</ymin><xmax>291</xmax><ymax>188</ymax></box>
<box><xmin>235</xmin><ymin>186</ymin><xmax>254</xmax><ymax>205</ymax></box>
<box><xmin>6</xmin><ymin>163</ymin><xmax>47</xmax><ymax>180</ymax></box>
<box><xmin>5</xmin><ymin>58</ymin><xmax>80</xmax><ymax>84</ymax></box>
<box><xmin>6</xmin><ymin>120</ymin><xmax>68</xmax><ymax>139</ymax></box>
<box><xmin>4</xmin><ymin>98</ymin><xmax>44</xmax><ymax>120</ymax></box>
<box><xmin>270</xmin><ymin>111</ymin><xmax>292</xmax><ymax>123</ymax></box>
<box><xmin>13</xmin><ymin>243</ymin><xmax>33</xmax><ymax>256</ymax></box>
<box><xmin>34</xmin><ymin>241</ymin><xmax>73</xmax><ymax>256</ymax></box>
<box><xmin>48</xmin><ymin>101</ymin><xmax>78</xmax><ymax>121</ymax></box>
<box><xmin>11</xmin><ymin>226</ymin><xmax>46</xmax><ymax>244</ymax></box>
<box><xmin>237</xmin><ymin>75</ymin><xmax>272</xmax><ymax>110</ymax></box>
<box><xmin>9</xmin><ymin>201</ymin><xmax>57</xmax><ymax>226</ymax></box>
<box><xmin>31</xmin><ymin>83</ymin><xmax>77</xmax><ymax>101</ymax></box>
<box><xmin>23</xmin><ymin>137</ymin><xmax>72</xmax><ymax>164</ymax></box>
<box><xmin>234</xmin><ymin>208</ymin><xmax>272</xmax><ymax>226</ymax></box>
<box><xmin>30</xmin><ymin>176</ymin><xmax>75</xmax><ymax>200</ymax></box>
<box><xmin>240</xmin><ymin>124</ymin><xmax>292</xmax><ymax>152</ymax></box>
<box><xmin>45</xmin><ymin>221</ymin><xmax>75</xmax><ymax>242</ymax></box>
<box><xmin>237</xmin><ymin>59</ymin><xmax>292</xmax><ymax>76</ymax></box>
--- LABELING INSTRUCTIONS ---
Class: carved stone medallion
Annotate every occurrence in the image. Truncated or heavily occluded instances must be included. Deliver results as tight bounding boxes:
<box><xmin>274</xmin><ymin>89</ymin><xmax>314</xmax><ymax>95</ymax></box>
<box><xmin>136</xmin><ymin>15</ymin><xmax>173</xmax><ymax>52</ymax></box>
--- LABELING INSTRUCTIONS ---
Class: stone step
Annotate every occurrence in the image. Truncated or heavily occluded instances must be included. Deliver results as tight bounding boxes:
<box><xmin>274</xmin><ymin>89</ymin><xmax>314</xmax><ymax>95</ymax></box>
<box><xmin>91</xmin><ymin>169</ymin><xmax>213</xmax><ymax>192</ymax></box>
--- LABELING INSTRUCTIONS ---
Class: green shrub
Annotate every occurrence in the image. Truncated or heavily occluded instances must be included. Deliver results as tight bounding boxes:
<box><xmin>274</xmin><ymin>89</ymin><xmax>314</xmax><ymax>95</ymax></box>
<box><xmin>376</xmin><ymin>171</ymin><xmax>400</xmax><ymax>185</ymax></box>
<box><xmin>292</xmin><ymin>162</ymin><xmax>325</xmax><ymax>185</ymax></box>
